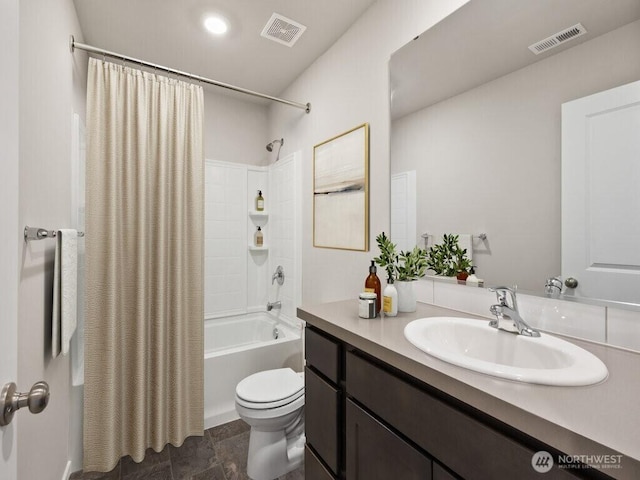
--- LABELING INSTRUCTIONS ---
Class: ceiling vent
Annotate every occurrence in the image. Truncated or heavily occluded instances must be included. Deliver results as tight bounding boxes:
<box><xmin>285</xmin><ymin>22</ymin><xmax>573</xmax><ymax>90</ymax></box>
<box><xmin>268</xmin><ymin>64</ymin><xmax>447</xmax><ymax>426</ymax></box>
<box><xmin>261</xmin><ymin>13</ymin><xmax>307</xmax><ymax>47</ymax></box>
<box><xmin>528</xmin><ymin>23</ymin><xmax>587</xmax><ymax>55</ymax></box>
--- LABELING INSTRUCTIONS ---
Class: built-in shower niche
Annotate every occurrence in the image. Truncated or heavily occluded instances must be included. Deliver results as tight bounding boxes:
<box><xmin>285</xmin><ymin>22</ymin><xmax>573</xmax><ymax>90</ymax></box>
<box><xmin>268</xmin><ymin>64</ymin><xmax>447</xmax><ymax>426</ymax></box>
<box><xmin>247</xmin><ymin>167</ymin><xmax>270</xmax><ymax>309</ymax></box>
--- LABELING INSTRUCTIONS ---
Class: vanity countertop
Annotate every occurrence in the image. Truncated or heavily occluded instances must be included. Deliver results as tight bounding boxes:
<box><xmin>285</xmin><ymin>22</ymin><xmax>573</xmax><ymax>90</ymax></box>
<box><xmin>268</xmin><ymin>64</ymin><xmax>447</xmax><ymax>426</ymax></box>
<box><xmin>297</xmin><ymin>300</ymin><xmax>640</xmax><ymax>480</ymax></box>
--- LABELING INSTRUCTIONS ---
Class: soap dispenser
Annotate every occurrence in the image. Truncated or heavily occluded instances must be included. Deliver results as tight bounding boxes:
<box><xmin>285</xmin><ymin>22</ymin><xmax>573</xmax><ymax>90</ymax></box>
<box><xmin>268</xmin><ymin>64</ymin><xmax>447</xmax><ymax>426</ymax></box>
<box><xmin>466</xmin><ymin>266</ymin><xmax>483</xmax><ymax>286</ymax></box>
<box><xmin>383</xmin><ymin>277</ymin><xmax>398</xmax><ymax>317</ymax></box>
<box><xmin>254</xmin><ymin>226</ymin><xmax>264</xmax><ymax>247</ymax></box>
<box><xmin>364</xmin><ymin>260</ymin><xmax>381</xmax><ymax>316</ymax></box>
<box><xmin>256</xmin><ymin>190</ymin><xmax>264</xmax><ymax>211</ymax></box>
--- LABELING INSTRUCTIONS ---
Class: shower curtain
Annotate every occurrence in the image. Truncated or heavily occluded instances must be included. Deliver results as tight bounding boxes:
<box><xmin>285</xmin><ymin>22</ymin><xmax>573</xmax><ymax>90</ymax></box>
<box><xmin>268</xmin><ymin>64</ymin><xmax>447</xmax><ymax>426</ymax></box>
<box><xmin>83</xmin><ymin>58</ymin><xmax>204</xmax><ymax>472</ymax></box>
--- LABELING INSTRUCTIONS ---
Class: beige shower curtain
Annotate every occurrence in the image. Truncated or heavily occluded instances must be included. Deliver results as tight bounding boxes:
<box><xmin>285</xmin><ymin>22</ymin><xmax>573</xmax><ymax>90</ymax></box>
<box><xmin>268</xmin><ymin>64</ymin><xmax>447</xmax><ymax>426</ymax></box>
<box><xmin>84</xmin><ymin>58</ymin><xmax>204</xmax><ymax>472</ymax></box>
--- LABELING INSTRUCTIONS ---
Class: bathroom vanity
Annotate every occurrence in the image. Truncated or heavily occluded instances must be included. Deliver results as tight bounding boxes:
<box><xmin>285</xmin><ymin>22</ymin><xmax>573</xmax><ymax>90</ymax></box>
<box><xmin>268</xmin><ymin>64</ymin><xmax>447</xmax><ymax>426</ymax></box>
<box><xmin>298</xmin><ymin>301</ymin><xmax>640</xmax><ymax>480</ymax></box>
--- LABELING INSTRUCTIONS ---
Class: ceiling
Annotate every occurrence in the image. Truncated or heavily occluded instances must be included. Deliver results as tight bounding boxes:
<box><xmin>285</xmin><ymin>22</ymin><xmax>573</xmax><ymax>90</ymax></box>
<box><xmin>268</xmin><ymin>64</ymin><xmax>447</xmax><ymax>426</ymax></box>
<box><xmin>73</xmin><ymin>0</ymin><xmax>377</xmax><ymax>103</ymax></box>
<box><xmin>390</xmin><ymin>0</ymin><xmax>640</xmax><ymax>119</ymax></box>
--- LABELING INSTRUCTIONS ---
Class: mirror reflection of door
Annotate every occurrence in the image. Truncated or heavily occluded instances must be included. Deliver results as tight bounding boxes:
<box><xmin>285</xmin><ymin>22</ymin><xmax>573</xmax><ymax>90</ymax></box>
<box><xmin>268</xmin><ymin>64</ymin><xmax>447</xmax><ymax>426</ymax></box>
<box><xmin>390</xmin><ymin>171</ymin><xmax>417</xmax><ymax>252</ymax></box>
<box><xmin>562</xmin><ymin>80</ymin><xmax>640</xmax><ymax>303</ymax></box>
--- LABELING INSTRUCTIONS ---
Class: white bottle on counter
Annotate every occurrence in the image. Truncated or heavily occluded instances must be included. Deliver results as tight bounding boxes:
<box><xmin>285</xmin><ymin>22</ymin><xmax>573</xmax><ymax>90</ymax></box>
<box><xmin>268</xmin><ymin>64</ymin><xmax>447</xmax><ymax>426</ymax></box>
<box><xmin>466</xmin><ymin>266</ymin><xmax>483</xmax><ymax>287</ymax></box>
<box><xmin>383</xmin><ymin>278</ymin><xmax>398</xmax><ymax>317</ymax></box>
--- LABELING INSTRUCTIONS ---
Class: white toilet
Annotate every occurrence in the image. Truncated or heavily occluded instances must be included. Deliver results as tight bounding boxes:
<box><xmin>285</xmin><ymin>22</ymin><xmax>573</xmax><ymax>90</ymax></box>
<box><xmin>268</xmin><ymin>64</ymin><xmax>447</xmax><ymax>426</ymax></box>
<box><xmin>235</xmin><ymin>368</ymin><xmax>305</xmax><ymax>480</ymax></box>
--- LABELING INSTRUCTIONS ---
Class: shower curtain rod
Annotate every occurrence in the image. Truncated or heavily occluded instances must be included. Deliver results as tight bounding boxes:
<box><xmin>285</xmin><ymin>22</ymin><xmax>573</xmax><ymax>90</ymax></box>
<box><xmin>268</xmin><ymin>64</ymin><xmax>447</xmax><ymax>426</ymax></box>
<box><xmin>69</xmin><ymin>35</ymin><xmax>311</xmax><ymax>114</ymax></box>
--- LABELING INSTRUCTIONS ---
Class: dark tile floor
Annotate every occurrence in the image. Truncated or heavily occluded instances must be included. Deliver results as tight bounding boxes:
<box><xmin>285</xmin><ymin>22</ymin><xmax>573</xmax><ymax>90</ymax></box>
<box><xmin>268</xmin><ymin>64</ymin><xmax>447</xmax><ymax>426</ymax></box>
<box><xmin>69</xmin><ymin>419</ymin><xmax>304</xmax><ymax>480</ymax></box>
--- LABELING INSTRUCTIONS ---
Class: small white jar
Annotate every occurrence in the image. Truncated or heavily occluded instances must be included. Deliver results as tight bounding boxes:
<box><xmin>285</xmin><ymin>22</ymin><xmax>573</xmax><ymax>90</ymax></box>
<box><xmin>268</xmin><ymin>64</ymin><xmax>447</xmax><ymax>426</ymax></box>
<box><xmin>358</xmin><ymin>292</ymin><xmax>377</xmax><ymax>319</ymax></box>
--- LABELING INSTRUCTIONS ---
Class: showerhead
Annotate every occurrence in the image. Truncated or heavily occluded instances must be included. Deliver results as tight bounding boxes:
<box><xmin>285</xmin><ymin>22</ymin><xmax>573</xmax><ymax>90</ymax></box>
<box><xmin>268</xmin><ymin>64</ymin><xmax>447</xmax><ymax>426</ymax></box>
<box><xmin>266</xmin><ymin>138</ymin><xmax>284</xmax><ymax>152</ymax></box>
<box><xmin>266</xmin><ymin>138</ymin><xmax>284</xmax><ymax>161</ymax></box>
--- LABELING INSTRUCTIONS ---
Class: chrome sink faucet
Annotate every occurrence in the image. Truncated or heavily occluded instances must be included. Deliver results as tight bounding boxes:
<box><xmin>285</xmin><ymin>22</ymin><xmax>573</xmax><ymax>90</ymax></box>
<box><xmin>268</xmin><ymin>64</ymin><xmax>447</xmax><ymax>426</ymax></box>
<box><xmin>489</xmin><ymin>286</ymin><xmax>540</xmax><ymax>337</ymax></box>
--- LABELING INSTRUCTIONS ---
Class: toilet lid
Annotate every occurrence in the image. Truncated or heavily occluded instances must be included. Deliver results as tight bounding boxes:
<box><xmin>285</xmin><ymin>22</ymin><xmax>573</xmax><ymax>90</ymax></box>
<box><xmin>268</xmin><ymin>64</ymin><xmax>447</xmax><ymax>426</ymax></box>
<box><xmin>236</xmin><ymin>368</ymin><xmax>304</xmax><ymax>404</ymax></box>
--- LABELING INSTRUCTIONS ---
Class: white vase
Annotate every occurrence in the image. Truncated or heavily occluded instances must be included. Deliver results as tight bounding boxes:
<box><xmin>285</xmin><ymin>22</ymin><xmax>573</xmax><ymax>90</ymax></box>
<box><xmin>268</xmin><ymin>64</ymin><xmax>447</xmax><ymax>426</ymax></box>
<box><xmin>395</xmin><ymin>280</ymin><xmax>416</xmax><ymax>313</ymax></box>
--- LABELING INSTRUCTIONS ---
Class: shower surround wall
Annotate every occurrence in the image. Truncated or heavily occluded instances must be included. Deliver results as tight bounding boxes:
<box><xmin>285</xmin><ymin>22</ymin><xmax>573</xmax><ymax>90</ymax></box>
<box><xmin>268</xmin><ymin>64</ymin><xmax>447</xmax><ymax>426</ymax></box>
<box><xmin>205</xmin><ymin>161</ymin><xmax>247</xmax><ymax>316</ymax></box>
<box><xmin>203</xmin><ymin>154</ymin><xmax>302</xmax><ymax>427</ymax></box>
<box><xmin>267</xmin><ymin>156</ymin><xmax>303</xmax><ymax>321</ymax></box>
<box><xmin>204</xmin><ymin>154</ymin><xmax>302</xmax><ymax>321</ymax></box>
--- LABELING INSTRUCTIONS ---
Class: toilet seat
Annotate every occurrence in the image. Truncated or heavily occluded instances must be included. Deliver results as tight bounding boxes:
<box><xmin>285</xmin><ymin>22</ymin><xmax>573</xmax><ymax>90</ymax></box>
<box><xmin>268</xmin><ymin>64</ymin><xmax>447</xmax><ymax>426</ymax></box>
<box><xmin>235</xmin><ymin>368</ymin><xmax>306</xmax><ymax>479</ymax></box>
<box><xmin>236</xmin><ymin>368</ymin><xmax>304</xmax><ymax>410</ymax></box>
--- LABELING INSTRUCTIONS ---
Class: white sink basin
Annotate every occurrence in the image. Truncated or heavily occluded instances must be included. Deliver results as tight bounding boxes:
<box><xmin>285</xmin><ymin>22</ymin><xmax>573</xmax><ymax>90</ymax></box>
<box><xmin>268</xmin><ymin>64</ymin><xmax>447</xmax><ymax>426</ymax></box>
<box><xmin>404</xmin><ymin>317</ymin><xmax>608</xmax><ymax>386</ymax></box>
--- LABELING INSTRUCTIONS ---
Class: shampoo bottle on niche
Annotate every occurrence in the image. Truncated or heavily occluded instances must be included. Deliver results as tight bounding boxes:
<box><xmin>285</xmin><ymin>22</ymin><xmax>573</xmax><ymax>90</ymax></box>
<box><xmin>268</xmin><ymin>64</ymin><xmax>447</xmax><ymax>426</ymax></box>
<box><xmin>254</xmin><ymin>226</ymin><xmax>264</xmax><ymax>247</ymax></box>
<box><xmin>383</xmin><ymin>277</ymin><xmax>398</xmax><ymax>317</ymax></box>
<box><xmin>364</xmin><ymin>260</ymin><xmax>381</xmax><ymax>316</ymax></box>
<box><xmin>256</xmin><ymin>190</ymin><xmax>264</xmax><ymax>211</ymax></box>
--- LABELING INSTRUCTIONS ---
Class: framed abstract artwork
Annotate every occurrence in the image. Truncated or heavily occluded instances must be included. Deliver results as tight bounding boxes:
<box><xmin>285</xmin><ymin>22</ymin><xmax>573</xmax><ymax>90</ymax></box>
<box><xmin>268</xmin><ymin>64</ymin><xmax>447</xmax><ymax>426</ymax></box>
<box><xmin>313</xmin><ymin>123</ymin><xmax>369</xmax><ymax>251</ymax></box>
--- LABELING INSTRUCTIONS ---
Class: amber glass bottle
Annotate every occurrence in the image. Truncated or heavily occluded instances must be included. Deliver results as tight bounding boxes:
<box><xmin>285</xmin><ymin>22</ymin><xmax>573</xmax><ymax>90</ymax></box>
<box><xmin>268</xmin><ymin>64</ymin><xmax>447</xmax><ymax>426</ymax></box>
<box><xmin>364</xmin><ymin>260</ymin><xmax>381</xmax><ymax>316</ymax></box>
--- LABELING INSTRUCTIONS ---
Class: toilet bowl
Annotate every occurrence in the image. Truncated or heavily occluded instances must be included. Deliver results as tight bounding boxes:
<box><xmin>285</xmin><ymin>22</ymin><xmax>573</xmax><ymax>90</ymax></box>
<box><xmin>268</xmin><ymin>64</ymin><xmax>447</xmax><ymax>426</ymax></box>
<box><xmin>235</xmin><ymin>368</ymin><xmax>305</xmax><ymax>480</ymax></box>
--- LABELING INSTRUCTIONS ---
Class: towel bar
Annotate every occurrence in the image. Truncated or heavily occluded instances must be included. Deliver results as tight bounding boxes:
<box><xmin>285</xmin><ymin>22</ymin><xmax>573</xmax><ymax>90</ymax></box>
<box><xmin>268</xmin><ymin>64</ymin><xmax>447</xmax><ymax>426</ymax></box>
<box><xmin>421</xmin><ymin>232</ymin><xmax>488</xmax><ymax>248</ymax></box>
<box><xmin>24</xmin><ymin>226</ymin><xmax>85</xmax><ymax>242</ymax></box>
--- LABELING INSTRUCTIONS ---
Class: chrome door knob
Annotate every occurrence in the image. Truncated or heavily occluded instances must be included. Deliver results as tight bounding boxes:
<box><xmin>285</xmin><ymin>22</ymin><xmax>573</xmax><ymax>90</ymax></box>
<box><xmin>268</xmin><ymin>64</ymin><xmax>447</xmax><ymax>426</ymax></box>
<box><xmin>23</xmin><ymin>381</ymin><xmax>50</xmax><ymax>414</ymax></box>
<box><xmin>0</xmin><ymin>381</ymin><xmax>50</xmax><ymax>426</ymax></box>
<box><xmin>564</xmin><ymin>277</ymin><xmax>579</xmax><ymax>289</ymax></box>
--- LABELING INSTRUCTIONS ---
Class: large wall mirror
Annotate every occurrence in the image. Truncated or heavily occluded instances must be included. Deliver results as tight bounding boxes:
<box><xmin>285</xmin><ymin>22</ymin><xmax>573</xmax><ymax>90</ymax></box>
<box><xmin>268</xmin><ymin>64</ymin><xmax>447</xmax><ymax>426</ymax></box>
<box><xmin>390</xmin><ymin>0</ymin><xmax>640</xmax><ymax>306</ymax></box>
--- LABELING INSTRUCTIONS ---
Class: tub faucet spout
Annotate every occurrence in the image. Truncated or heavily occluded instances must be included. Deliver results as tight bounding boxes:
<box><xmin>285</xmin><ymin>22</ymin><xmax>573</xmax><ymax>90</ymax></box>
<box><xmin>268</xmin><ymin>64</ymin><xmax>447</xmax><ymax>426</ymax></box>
<box><xmin>267</xmin><ymin>301</ymin><xmax>281</xmax><ymax>311</ymax></box>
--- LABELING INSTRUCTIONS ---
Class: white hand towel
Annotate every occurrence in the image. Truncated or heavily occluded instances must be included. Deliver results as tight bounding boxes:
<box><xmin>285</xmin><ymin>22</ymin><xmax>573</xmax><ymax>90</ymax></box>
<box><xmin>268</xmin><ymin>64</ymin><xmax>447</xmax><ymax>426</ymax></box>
<box><xmin>52</xmin><ymin>229</ymin><xmax>78</xmax><ymax>358</ymax></box>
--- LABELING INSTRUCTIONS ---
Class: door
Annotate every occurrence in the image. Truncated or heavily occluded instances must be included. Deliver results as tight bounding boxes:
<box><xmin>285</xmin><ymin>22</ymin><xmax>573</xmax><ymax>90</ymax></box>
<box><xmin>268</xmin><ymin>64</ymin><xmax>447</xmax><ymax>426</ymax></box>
<box><xmin>345</xmin><ymin>399</ymin><xmax>432</xmax><ymax>480</ymax></box>
<box><xmin>1</xmin><ymin>0</ymin><xmax>20</xmax><ymax>478</ymax></box>
<box><xmin>390</xmin><ymin>171</ymin><xmax>417</xmax><ymax>252</ymax></box>
<box><xmin>562</xmin><ymin>80</ymin><xmax>640</xmax><ymax>303</ymax></box>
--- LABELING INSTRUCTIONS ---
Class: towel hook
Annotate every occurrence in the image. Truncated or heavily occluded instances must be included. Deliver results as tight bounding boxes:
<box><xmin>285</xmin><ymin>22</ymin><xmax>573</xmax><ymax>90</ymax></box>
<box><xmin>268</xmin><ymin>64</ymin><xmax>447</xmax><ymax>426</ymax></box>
<box><xmin>421</xmin><ymin>232</ymin><xmax>430</xmax><ymax>249</ymax></box>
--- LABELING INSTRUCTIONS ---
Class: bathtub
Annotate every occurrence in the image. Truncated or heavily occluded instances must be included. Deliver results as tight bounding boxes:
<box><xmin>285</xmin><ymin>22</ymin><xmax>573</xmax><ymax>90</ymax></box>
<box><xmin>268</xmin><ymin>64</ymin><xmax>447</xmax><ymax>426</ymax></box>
<box><xmin>204</xmin><ymin>312</ymin><xmax>303</xmax><ymax>429</ymax></box>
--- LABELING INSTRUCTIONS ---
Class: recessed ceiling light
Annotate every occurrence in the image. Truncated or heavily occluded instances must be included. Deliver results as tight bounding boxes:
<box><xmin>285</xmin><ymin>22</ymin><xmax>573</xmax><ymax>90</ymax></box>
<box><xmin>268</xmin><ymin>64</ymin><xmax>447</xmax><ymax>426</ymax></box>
<box><xmin>204</xmin><ymin>15</ymin><xmax>228</xmax><ymax>36</ymax></box>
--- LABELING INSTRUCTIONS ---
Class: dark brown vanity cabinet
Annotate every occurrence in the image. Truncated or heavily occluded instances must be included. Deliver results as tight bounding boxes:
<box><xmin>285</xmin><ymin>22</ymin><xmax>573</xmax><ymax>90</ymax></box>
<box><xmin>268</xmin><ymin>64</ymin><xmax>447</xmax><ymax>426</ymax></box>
<box><xmin>305</xmin><ymin>327</ymin><xmax>342</xmax><ymax>479</ymax></box>
<box><xmin>305</xmin><ymin>325</ymin><xmax>595</xmax><ymax>480</ymax></box>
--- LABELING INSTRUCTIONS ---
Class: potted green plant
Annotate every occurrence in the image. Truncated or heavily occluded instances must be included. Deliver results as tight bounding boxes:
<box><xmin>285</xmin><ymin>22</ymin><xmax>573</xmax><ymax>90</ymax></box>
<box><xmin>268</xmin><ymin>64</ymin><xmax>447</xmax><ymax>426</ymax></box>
<box><xmin>373</xmin><ymin>232</ymin><xmax>398</xmax><ymax>281</ymax></box>
<box><xmin>374</xmin><ymin>232</ymin><xmax>427</xmax><ymax>312</ymax></box>
<box><xmin>454</xmin><ymin>248</ymin><xmax>473</xmax><ymax>283</ymax></box>
<box><xmin>425</xmin><ymin>234</ymin><xmax>472</xmax><ymax>281</ymax></box>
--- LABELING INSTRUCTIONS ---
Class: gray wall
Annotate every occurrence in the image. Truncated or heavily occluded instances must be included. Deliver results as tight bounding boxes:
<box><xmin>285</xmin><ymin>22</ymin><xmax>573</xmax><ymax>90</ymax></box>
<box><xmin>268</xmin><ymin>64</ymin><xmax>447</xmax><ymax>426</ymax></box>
<box><xmin>18</xmin><ymin>1</ymin><xmax>87</xmax><ymax>479</ymax></box>
<box><xmin>268</xmin><ymin>0</ymin><xmax>469</xmax><ymax>304</ymax></box>
<box><xmin>203</xmin><ymin>91</ymin><xmax>270</xmax><ymax>166</ymax></box>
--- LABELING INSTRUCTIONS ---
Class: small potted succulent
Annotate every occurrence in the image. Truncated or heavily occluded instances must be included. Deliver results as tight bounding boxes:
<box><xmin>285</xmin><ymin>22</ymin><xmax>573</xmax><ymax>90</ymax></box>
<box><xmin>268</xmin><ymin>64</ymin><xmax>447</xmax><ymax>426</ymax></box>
<box><xmin>425</xmin><ymin>234</ymin><xmax>472</xmax><ymax>282</ymax></box>
<box><xmin>374</xmin><ymin>232</ymin><xmax>427</xmax><ymax>312</ymax></box>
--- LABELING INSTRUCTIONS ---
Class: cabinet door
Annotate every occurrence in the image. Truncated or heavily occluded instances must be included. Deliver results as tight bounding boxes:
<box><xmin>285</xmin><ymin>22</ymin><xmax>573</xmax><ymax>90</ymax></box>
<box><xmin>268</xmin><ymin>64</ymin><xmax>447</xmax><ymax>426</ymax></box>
<box><xmin>305</xmin><ymin>445</ymin><xmax>336</xmax><ymax>480</ymax></box>
<box><xmin>346</xmin><ymin>399</ymin><xmax>431</xmax><ymax>480</ymax></box>
<box><xmin>306</xmin><ymin>326</ymin><xmax>341</xmax><ymax>383</ymax></box>
<box><xmin>306</xmin><ymin>366</ymin><xmax>340</xmax><ymax>475</ymax></box>
<box><xmin>433</xmin><ymin>462</ymin><xmax>459</xmax><ymax>480</ymax></box>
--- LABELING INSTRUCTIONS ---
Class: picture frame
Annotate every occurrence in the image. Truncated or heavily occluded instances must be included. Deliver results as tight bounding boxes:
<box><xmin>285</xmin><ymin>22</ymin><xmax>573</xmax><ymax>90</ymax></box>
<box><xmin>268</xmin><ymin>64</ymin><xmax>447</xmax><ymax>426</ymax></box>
<box><xmin>313</xmin><ymin>123</ymin><xmax>369</xmax><ymax>251</ymax></box>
